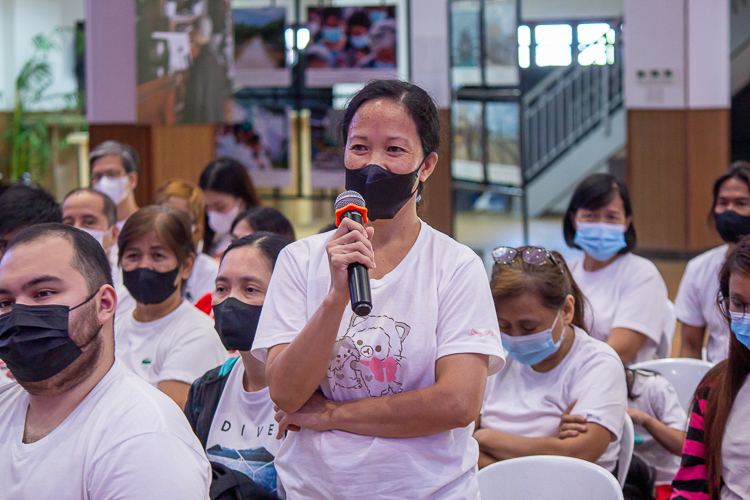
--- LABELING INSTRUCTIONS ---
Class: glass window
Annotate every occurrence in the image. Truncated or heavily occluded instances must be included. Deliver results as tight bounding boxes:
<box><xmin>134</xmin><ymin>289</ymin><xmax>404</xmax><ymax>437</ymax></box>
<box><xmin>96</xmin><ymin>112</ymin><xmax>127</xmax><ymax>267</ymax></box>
<box><xmin>534</xmin><ymin>24</ymin><xmax>572</xmax><ymax>67</ymax></box>
<box><xmin>577</xmin><ymin>23</ymin><xmax>615</xmax><ymax>66</ymax></box>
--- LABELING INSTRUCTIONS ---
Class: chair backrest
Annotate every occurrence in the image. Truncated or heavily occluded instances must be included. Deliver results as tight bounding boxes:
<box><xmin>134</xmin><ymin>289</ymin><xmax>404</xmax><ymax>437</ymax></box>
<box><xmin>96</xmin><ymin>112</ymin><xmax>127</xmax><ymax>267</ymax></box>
<box><xmin>477</xmin><ymin>455</ymin><xmax>624</xmax><ymax>500</ymax></box>
<box><xmin>630</xmin><ymin>358</ymin><xmax>714</xmax><ymax>412</ymax></box>
<box><xmin>658</xmin><ymin>300</ymin><xmax>677</xmax><ymax>358</ymax></box>
<box><xmin>617</xmin><ymin>414</ymin><xmax>634</xmax><ymax>487</ymax></box>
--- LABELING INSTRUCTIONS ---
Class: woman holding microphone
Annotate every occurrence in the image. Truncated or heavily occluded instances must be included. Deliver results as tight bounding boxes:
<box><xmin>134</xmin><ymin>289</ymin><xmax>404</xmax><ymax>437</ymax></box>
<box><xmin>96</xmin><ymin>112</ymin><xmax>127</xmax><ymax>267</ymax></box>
<box><xmin>252</xmin><ymin>80</ymin><xmax>505</xmax><ymax>499</ymax></box>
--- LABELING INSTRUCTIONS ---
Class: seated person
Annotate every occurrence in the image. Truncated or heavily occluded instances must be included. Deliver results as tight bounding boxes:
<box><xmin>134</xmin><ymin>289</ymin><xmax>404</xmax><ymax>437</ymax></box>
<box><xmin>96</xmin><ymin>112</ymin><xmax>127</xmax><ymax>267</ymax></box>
<box><xmin>115</xmin><ymin>205</ymin><xmax>227</xmax><ymax>409</ymax></box>
<box><xmin>194</xmin><ymin>207</ymin><xmax>295</xmax><ymax>317</ymax></box>
<box><xmin>563</xmin><ymin>174</ymin><xmax>668</xmax><ymax>365</ymax></box>
<box><xmin>625</xmin><ymin>368</ymin><xmax>686</xmax><ymax>500</ymax></box>
<box><xmin>186</xmin><ymin>232</ymin><xmax>292</xmax><ymax>499</ymax></box>
<box><xmin>155</xmin><ymin>179</ymin><xmax>219</xmax><ymax>304</ymax></box>
<box><xmin>89</xmin><ymin>140</ymin><xmax>140</xmax><ymax>230</ymax></box>
<box><xmin>475</xmin><ymin>246</ymin><xmax>627</xmax><ymax>473</ymax></box>
<box><xmin>0</xmin><ymin>223</ymin><xmax>210</xmax><ymax>498</ymax></box>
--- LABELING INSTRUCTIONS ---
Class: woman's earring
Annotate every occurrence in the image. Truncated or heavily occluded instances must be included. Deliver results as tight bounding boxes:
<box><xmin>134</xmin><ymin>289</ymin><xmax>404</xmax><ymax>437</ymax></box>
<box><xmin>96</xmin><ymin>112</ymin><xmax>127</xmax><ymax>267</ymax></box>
<box><xmin>416</xmin><ymin>194</ymin><xmax>422</xmax><ymax>203</ymax></box>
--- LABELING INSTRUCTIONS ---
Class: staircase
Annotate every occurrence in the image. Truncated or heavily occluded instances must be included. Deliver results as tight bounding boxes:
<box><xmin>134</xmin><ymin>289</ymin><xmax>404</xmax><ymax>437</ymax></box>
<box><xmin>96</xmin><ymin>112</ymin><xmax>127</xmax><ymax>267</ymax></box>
<box><xmin>521</xmin><ymin>57</ymin><xmax>625</xmax><ymax>217</ymax></box>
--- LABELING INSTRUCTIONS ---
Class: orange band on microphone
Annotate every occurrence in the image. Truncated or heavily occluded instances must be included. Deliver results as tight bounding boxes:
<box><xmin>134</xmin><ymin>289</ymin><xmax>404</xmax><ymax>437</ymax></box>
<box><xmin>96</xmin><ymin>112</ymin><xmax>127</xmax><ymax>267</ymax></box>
<box><xmin>335</xmin><ymin>204</ymin><xmax>368</xmax><ymax>227</ymax></box>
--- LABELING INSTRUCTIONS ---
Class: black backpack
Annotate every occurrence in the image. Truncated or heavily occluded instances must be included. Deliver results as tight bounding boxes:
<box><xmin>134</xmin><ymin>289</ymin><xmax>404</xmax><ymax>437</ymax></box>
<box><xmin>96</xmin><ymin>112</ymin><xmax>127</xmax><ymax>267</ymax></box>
<box><xmin>209</xmin><ymin>462</ymin><xmax>279</xmax><ymax>500</ymax></box>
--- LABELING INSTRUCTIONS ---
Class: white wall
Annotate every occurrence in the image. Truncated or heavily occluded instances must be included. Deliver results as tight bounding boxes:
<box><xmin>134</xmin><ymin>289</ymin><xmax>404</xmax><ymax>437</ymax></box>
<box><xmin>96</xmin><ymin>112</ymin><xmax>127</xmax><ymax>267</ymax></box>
<box><xmin>688</xmin><ymin>0</ymin><xmax>730</xmax><ymax>108</ymax></box>
<box><xmin>410</xmin><ymin>0</ymin><xmax>450</xmax><ymax>108</ymax></box>
<box><xmin>522</xmin><ymin>0</ymin><xmax>623</xmax><ymax>21</ymax></box>
<box><xmin>1</xmin><ymin>0</ymin><xmax>84</xmax><ymax>111</ymax></box>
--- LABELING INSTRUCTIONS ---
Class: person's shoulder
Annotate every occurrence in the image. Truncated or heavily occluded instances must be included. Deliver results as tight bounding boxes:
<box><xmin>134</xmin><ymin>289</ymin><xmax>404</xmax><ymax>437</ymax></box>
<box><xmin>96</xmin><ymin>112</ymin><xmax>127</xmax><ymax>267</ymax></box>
<box><xmin>191</xmin><ymin>357</ymin><xmax>239</xmax><ymax>391</ymax></box>
<box><xmin>173</xmin><ymin>301</ymin><xmax>215</xmax><ymax>329</ymax></box>
<box><xmin>421</xmin><ymin>222</ymin><xmax>482</xmax><ymax>267</ymax></box>
<box><xmin>0</xmin><ymin>381</ymin><xmax>23</xmax><ymax>407</ymax></box>
<box><xmin>194</xmin><ymin>252</ymin><xmax>219</xmax><ymax>274</ymax></box>
<box><xmin>619</xmin><ymin>252</ymin><xmax>661</xmax><ymax>275</ymax></box>
<box><xmin>279</xmin><ymin>231</ymin><xmax>333</xmax><ymax>264</ymax></box>
<box><xmin>571</xmin><ymin>327</ymin><xmax>624</xmax><ymax>369</ymax></box>
<box><xmin>686</xmin><ymin>244</ymin><xmax>729</xmax><ymax>272</ymax></box>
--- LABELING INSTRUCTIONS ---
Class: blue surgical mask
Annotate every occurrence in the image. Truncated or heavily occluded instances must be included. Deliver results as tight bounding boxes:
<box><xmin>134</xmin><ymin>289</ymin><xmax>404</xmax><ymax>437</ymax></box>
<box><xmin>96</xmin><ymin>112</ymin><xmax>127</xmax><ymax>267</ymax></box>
<box><xmin>370</xmin><ymin>11</ymin><xmax>387</xmax><ymax>23</ymax></box>
<box><xmin>349</xmin><ymin>34</ymin><xmax>370</xmax><ymax>49</ymax></box>
<box><xmin>322</xmin><ymin>27</ymin><xmax>343</xmax><ymax>43</ymax></box>
<box><xmin>501</xmin><ymin>314</ymin><xmax>564</xmax><ymax>366</ymax></box>
<box><xmin>574</xmin><ymin>222</ymin><xmax>627</xmax><ymax>261</ymax></box>
<box><xmin>730</xmin><ymin>311</ymin><xmax>750</xmax><ymax>351</ymax></box>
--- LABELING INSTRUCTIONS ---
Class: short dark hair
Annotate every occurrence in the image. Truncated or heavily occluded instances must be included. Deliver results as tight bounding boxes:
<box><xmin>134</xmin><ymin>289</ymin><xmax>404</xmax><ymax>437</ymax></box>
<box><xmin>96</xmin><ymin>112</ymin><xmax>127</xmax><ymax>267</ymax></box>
<box><xmin>348</xmin><ymin>10</ymin><xmax>371</xmax><ymax>30</ymax></box>
<box><xmin>563</xmin><ymin>173</ymin><xmax>637</xmax><ymax>255</ymax></box>
<box><xmin>231</xmin><ymin>206</ymin><xmax>296</xmax><ymax>242</ymax></box>
<box><xmin>64</xmin><ymin>188</ymin><xmax>118</xmax><ymax>227</ymax></box>
<box><xmin>0</xmin><ymin>184</ymin><xmax>62</xmax><ymax>238</ymax></box>
<box><xmin>6</xmin><ymin>223</ymin><xmax>113</xmax><ymax>293</ymax></box>
<box><xmin>340</xmin><ymin>80</ymin><xmax>440</xmax><ymax>200</ymax></box>
<box><xmin>709</xmin><ymin>161</ymin><xmax>750</xmax><ymax>221</ymax></box>
<box><xmin>221</xmin><ymin>231</ymin><xmax>291</xmax><ymax>269</ymax></box>
<box><xmin>89</xmin><ymin>140</ymin><xmax>140</xmax><ymax>174</ymax></box>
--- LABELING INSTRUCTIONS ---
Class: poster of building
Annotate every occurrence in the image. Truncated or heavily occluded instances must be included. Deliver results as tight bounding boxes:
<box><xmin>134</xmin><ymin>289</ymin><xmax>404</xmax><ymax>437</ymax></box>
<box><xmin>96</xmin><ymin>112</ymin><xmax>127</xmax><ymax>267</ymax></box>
<box><xmin>450</xmin><ymin>0</ymin><xmax>481</xmax><ymax>88</ymax></box>
<box><xmin>451</xmin><ymin>100</ymin><xmax>484</xmax><ymax>182</ymax></box>
<box><xmin>484</xmin><ymin>0</ymin><xmax>519</xmax><ymax>86</ymax></box>
<box><xmin>305</xmin><ymin>6</ymin><xmax>398</xmax><ymax>87</ymax></box>
<box><xmin>486</xmin><ymin>101</ymin><xmax>520</xmax><ymax>185</ymax></box>
<box><xmin>136</xmin><ymin>0</ymin><xmax>234</xmax><ymax>124</ymax></box>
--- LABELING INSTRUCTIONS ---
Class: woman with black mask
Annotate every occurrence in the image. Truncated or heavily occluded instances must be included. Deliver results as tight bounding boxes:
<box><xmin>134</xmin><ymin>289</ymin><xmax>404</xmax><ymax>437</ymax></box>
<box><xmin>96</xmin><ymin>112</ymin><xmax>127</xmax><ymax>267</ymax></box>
<box><xmin>676</xmin><ymin>161</ymin><xmax>750</xmax><ymax>363</ymax></box>
<box><xmin>185</xmin><ymin>232</ymin><xmax>291</xmax><ymax>499</ymax></box>
<box><xmin>251</xmin><ymin>80</ymin><xmax>505</xmax><ymax>499</ymax></box>
<box><xmin>115</xmin><ymin>206</ymin><xmax>227</xmax><ymax>409</ymax></box>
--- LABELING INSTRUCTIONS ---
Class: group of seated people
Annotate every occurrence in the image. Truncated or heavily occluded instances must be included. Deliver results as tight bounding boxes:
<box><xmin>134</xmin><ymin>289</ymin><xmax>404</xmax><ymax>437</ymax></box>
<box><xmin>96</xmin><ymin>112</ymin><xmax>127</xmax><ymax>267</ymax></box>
<box><xmin>0</xmin><ymin>80</ymin><xmax>749</xmax><ymax>500</ymax></box>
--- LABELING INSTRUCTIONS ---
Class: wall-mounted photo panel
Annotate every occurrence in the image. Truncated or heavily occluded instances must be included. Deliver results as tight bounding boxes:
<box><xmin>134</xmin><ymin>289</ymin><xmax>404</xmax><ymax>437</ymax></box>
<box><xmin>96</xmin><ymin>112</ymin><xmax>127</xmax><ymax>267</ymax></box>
<box><xmin>450</xmin><ymin>0</ymin><xmax>481</xmax><ymax>88</ymax></box>
<box><xmin>451</xmin><ymin>100</ymin><xmax>484</xmax><ymax>182</ymax></box>
<box><xmin>484</xmin><ymin>0</ymin><xmax>519</xmax><ymax>86</ymax></box>
<box><xmin>305</xmin><ymin>6</ymin><xmax>398</xmax><ymax>88</ymax></box>
<box><xmin>232</xmin><ymin>7</ymin><xmax>292</xmax><ymax>88</ymax></box>
<box><xmin>486</xmin><ymin>101</ymin><xmax>520</xmax><ymax>185</ymax></box>
<box><xmin>216</xmin><ymin>89</ymin><xmax>292</xmax><ymax>188</ymax></box>
<box><xmin>137</xmin><ymin>0</ymin><xmax>234</xmax><ymax>124</ymax></box>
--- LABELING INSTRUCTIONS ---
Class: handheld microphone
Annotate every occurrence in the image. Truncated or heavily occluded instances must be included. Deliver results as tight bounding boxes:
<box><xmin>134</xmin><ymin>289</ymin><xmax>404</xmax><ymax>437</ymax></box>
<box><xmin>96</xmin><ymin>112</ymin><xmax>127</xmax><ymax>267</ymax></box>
<box><xmin>334</xmin><ymin>191</ymin><xmax>372</xmax><ymax>316</ymax></box>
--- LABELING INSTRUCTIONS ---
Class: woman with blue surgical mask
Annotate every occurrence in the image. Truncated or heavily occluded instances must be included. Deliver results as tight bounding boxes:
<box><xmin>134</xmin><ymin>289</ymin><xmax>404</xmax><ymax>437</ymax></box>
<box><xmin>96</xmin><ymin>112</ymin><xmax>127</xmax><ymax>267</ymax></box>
<box><xmin>563</xmin><ymin>173</ymin><xmax>668</xmax><ymax>365</ymax></box>
<box><xmin>476</xmin><ymin>246</ymin><xmax>627</xmax><ymax>473</ymax></box>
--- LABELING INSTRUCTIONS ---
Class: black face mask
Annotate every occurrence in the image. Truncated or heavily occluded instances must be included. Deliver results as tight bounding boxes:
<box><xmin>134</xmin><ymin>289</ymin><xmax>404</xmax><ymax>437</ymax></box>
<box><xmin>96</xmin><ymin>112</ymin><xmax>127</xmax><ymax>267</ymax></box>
<box><xmin>213</xmin><ymin>297</ymin><xmax>262</xmax><ymax>351</ymax></box>
<box><xmin>345</xmin><ymin>162</ymin><xmax>423</xmax><ymax>221</ymax></box>
<box><xmin>0</xmin><ymin>292</ymin><xmax>98</xmax><ymax>382</ymax></box>
<box><xmin>715</xmin><ymin>210</ymin><xmax>750</xmax><ymax>243</ymax></box>
<box><xmin>123</xmin><ymin>267</ymin><xmax>179</xmax><ymax>305</ymax></box>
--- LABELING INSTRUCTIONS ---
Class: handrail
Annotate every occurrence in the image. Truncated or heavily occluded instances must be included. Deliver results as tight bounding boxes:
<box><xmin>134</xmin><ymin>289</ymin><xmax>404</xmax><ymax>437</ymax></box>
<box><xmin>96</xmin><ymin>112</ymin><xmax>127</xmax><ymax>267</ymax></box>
<box><xmin>521</xmin><ymin>56</ymin><xmax>624</xmax><ymax>184</ymax></box>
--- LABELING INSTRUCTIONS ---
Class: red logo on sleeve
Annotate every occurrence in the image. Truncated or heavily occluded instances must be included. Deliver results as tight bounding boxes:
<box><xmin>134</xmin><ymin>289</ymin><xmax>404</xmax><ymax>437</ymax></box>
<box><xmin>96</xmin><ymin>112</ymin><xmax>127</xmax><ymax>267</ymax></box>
<box><xmin>470</xmin><ymin>329</ymin><xmax>494</xmax><ymax>338</ymax></box>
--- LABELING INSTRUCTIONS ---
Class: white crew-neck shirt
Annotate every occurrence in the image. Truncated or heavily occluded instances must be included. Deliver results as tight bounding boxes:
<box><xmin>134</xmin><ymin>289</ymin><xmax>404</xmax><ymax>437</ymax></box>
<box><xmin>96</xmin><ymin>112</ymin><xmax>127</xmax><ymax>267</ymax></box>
<box><xmin>252</xmin><ymin>222</ymin><xmax>506</xmax><ymax>499</ymax></box>
<box><xmin>0</xmin><ymin>360</ymin><xmax>211</xmax><ymax>499</ymax></box>
<box><xmin>115</xmin><ymin>300</ymin><xmax>228</xmax><ymax>386</ymax></box>
<box><xmin>674</xmin><ymin>245</ymin><xmax>730</xmax><ymax>363</ymax></box>
<box><xmin>720</xmin><ymin>374</ymin><xmax>750</xmax><ymax>499</ymax></box>
<box><xmin>206</xmin><ymin>358</ymin><xmax>282</xmax><ymax>497</ymax></box>
<box><xmin>481</xmin><ymin>326</ymin><xmax>627</xmax><ymax>472</ymax></box>
<box><xmin>629</xmin><ymin>370</ymin><xmax>687</xmax><ymax>485</ymax></box>
<box><xmin>569</xmin><ymin>253</ymin><xmax>668</xmax><ymax>364</ymax></box>
<box><xmin>185</xmin><ymin>253</ymin><xmax>219</xmax><ymax>304</ymax></box>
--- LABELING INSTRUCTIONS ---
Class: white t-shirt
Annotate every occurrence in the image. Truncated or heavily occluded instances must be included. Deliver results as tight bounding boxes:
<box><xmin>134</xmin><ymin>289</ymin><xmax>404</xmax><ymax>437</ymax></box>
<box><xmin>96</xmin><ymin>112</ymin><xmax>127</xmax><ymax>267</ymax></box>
<box><xmin>628</xmin><ymin>370</ymin><xmax>687</xmax><ymax>485</ymax></box>
<box><xmin>185</xmin><ymin>253</ymin><xmax>219</xmax><ymax>304</ymax></box>
<box><xmin>115</xmin><ymin>300</ymin><xmax>228</xmax><ymax>386</ymax></box>
<box><xmin>721</xmin><ymin>374</ymin><xmax>750</xmax><ymax>500</ymax></box>
<box><xmin>112</xmin><ymin>265</ymin><xmax>136</xmax><ymax>319</ymax></box>
<box><xmin>252</xmin><ymin>222</ymin><xmax>506</xmax><ymax>500</ymax></box>
<box><xmin>481</xmin><ymin>326</ymin><xmax>627</xmax><ymax>472</ymax></box>
<box><xmin>674</xmin><ymin>245</ymin><xmax>730</xmax><ymax>363</ymax></box>
<box><xmin>0</xmin><ymin>359</ymin><xmax>211</xmax><ymax>499</ymax></box>
<box><xmin>206</xmin><ymin>357</ymin><xmax>282</xmax><ymax>497</ymax></box>
<box><xmin>570</xmin><ymin>253</ymin><xmax>668</xmax><ymax>364</ymax></box>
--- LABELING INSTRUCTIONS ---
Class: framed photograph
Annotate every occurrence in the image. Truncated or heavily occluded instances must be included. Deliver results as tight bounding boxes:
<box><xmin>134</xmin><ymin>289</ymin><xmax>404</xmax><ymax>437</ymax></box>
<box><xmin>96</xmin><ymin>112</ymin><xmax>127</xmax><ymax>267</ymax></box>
<box><xmin>450</xmin><ymin>0</ymin><xmax>481</xmax><ymax>88</ymax></box>
<box><xmin>486</xmin><ymin>101</ymin><xmax>520</xmax><ymax>185</ymax></box>
<box><xmin>137</xmin><ymin>0</ymin><xmax>234</xmax><ymax>124</ymax></box>
<box><xmin>484</xmin><ymin>0</ymin><xmax>519</xmax><ymax>86</ymax></box>
<box><xmin>232</xmin><ymin>7</ymin><xmax>291</xmax><ymax>88</ymax></box>
<box><xmin>305</xmin><ymin>6</ymin><xmax>398</xmax><ymax>87</ymax></box>
<box><xmin>451</xmin><ymin>100</ymin><xmax>484</xmax><ymax>182</ymax></box>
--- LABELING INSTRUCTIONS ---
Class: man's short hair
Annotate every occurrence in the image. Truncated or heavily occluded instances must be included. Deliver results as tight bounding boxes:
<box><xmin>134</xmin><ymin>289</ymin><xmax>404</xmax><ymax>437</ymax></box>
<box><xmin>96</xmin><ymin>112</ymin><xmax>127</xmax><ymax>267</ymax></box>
<box><xmin>89</xmin><ymin>140</ymin><xmax>140</xmax><ymax>174</ymax></box>
<box><xmin>64</xmin><ymin>188</ymin><xmax>118</xmax><ymax>228</ymax></box>
<box><xmin>0</xmin><ymin>184</ymin><xmax>62</xmax><ymax>237</ymax></box>
<box><xmin>6</xmin><ymin>223</ymin><xmax>113</xmax><ymax>293</ymax></box>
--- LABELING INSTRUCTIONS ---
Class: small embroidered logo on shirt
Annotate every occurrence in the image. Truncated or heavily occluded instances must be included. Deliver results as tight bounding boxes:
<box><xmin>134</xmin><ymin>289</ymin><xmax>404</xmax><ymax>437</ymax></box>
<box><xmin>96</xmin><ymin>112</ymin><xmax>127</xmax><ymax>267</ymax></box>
<box><xmin>470</xmin><ymin>328</ymin><xmax>494</xmax><ymax>338</ymax></box>
<box><xmin>141</xmin><ymin>358</ymin><xmax>152</xmax><ymax>365</ymax></box>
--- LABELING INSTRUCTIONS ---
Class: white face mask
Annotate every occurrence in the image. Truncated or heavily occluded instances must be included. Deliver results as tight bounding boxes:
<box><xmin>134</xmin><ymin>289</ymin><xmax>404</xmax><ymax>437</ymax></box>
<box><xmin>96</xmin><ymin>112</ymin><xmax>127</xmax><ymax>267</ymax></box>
<box><xmin>94</xmin><ymin>176</ymin><xmax>131</xmax><ymax>204</ymax></box>
<box><xmin>207</xmin><ymin>201</ymin><xmax>241</xmax><ymax>234</ymax></box>
<box><xmin>80</xmin><ymin>227</ymin><xmax>112</xmax><ymax>252</ymax></box>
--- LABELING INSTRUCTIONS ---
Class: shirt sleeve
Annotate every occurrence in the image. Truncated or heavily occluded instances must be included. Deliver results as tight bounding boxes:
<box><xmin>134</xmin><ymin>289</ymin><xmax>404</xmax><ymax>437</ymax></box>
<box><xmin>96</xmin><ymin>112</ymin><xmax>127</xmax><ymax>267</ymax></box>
<box><xmin>674</xmin><ymin>259</ymin><xmax>708</xmax><ymax>328</ymax></box>
<box><xmin>568</xmin><ymin>351</ymin><xmax>628</xmax><ymax>441</ymax></box>
<box><xmin>252</xmin><ymin>245</ymin><xmax>311</xmax><ymax>363</ymax></box>
<box><xmin>652</xmin><ymin>375</ymin><xmax>688</xmax><ymax>431</ymax></box>
<box><xmin>87</xmin><ymin>431</ymin><xmax>211</xmax><ymax>500</ymax></box>
<box><xmin>158</xmin><ymin>322</ymin><xmax>228</xmax><ymax>385</ymax></box>
<box><xmin>611</xmin><ymin>261</ymin><xmax>667</xmax><ymax>345</ymax></box>
<box><xmin>435</xmin><ymin>252</ymin><xmax>506</xmax><ymax>375</ymax></box>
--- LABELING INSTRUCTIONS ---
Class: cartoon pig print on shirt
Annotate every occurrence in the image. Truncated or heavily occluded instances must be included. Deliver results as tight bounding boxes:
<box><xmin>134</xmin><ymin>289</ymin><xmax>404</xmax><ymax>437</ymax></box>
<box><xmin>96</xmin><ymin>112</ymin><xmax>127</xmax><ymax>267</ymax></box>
<box><xmin>328</xmin><ymin>314</ymin><xmax>411</xmax><ymax>397</ymax></box>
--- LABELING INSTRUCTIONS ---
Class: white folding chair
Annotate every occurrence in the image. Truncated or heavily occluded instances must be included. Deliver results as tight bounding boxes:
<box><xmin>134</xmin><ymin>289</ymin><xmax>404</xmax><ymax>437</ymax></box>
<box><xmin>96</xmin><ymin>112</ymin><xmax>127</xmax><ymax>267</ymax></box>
<box><xmin>477</xmin><ymin>455</ymin><xmax>624</xmax><ymax>500</ymax></box>
<box><xmin>617</xmin><ymin>414</ymin><xmax>634</xmax><ymax>487</ymax></box>
<box><xmin>658</xmin><ymin>300</ymin><xmax>677</xmax><ymax>359</ymax></box>
<box><xmin>630</xmin><ymin>358</ymin><xmax>714</xmax><ymax>412</ymax></box>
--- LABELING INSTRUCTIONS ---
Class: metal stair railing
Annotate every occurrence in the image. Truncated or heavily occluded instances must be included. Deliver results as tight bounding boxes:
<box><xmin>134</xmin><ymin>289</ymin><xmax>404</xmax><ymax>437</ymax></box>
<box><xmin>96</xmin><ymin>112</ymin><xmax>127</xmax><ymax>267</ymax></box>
<box><xmin>521</xmin><ymin>56</ymin><xmax>623</xmax><ymax>184</ymax></box>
